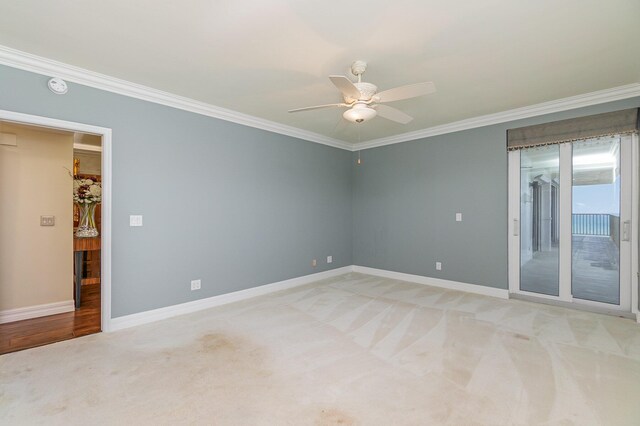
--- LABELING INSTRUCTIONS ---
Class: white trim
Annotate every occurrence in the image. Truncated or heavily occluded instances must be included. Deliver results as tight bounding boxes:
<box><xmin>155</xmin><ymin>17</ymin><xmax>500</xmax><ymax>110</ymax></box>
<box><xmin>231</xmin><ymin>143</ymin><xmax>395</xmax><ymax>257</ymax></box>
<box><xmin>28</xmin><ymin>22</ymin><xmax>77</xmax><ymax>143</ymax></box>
<box><xmin>514</xmin><ymin>291</ymin><xmax>565</xmax><ymax>302</ymax></box>
<box><xmin>571</xmin><ymin>296</ymin><xmax>629</xmax><ymax>312</ymax></box>
<box><xmin>1</xmin><ymin>45</ymin><xmax>639</xmax><ymax>153</ymax></box>
<box><xmin>631</xmin><ymin>133</ymin><xmax>639</xmax><ymax>319</ymax></box>
<box><xmin>507</xmin><ymin>150</ymin><xmax>520</xmax><ymax>295</ymax></box>
<box><xmin>73</xmin><ymin>142</ymin><xmax>102</xmax><ymax>152</ymax></box>
<box><xmin>0</xmin><ymin>45</ymin><xmax>351</xmax><ymax>151</ymax></box>
<box><xmin>109</xmin><ymin>266</ymin><xmax>353</xmax><ymax>331</ymax></box>
<box><xmin>510</xmin><ymin>293</ymin><xmax>636</xmax><ymax>319</ymax></box>
<box><xmin>355</xmin><ymin>83</ymin><xmax>640</xmax><ymax>150</ymax></box>
<box><xmin>0</xmin><ymin>300</ymin><xmax>74</xmax><ymax>324</ymax></box>
<box><xmin>101</xmin><ymin>127</ymin><xmax>113</xmax><ymax>332</ymax></box>
<box><xmin>352</xmin><ymin>265</ymin><xmax>509</xmax><ymax>299</ymax></box>
<box><xmin>0</xmin><ymin>108</ymin><xmax>113</xmax><ymax>332</ymax></box>
<box><xmin>558</xmin><ymin>143</ymin><xmax>573</xmax><ymax>302</ymax></box>
<box><xmin>618</xmin><ymin>135</ymin><xmax>632</xmax><ymax>311</ymax></box>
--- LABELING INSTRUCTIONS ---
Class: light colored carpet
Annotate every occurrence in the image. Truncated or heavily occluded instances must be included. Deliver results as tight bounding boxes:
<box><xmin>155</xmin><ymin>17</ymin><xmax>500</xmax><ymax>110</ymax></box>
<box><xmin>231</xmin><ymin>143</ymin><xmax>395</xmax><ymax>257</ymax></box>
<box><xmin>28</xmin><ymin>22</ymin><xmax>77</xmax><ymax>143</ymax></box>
<box><xmin>2</xmin><ymin>273</ymin><xmax>640</xmax><ymax>425</ymax></box>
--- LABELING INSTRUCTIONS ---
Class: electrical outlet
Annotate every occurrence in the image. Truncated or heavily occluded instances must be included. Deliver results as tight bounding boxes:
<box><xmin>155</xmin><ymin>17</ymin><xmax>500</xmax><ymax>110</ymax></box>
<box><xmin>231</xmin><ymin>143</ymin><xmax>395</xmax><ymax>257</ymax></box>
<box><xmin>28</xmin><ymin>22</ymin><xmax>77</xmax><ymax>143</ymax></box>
<box><xmin>436</xmin><ymin>262</ymin><xmax>442</xmax><ymax>271</ymax></box>
<box><xmin>455</xmin><ymin>213</ymin><xmax>462</xmax><ymax>222</ymax></box>
<box><xmin>311</xmin><ymin>259</ymin><xmax>317</xmax><ymax>267</ymax></box>
<box><xmin>191</xmin><ymin>279</ymin><xmax>201</xmax><ymax>291</ymax></box>
<box><xmin>130</xmin><ymin>215</ymin><xmax>143</xmax><ymax>227</ymax></box>
<box><xmin>327</xmin><ymin>255</ymin><xmax>333</xmax><ymax>264</ymax></box>
<box><xmin>40</xmin><ymin>215</ymin><xmax>55</xmax><ymax>226</ymax></box>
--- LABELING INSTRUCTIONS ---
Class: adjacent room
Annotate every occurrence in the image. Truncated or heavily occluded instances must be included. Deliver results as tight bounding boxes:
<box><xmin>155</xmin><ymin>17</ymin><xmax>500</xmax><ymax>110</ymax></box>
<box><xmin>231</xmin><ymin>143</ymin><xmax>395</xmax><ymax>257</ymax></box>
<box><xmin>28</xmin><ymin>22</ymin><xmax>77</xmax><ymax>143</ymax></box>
<box><xmin>1</xmin><ymin>1</ymin><xmax>640</xmax><ymax>424</ymax></box>
<box><xmin>0</xmin><ymin>122</ymin><xmax>103</xmax><ymax>354</ymax></box>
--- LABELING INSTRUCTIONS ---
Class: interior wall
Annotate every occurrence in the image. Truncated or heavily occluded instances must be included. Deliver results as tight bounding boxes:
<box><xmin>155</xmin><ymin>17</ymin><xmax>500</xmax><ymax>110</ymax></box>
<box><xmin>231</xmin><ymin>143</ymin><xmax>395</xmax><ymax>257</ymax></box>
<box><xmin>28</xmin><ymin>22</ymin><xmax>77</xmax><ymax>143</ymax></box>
<box><xmin>352</xmin><ymin>97</ymin><xmax>640</xmax><ymax>290</ymax></box>
<box><xmin>1</xmin><ymin>62</ymin><xmax>637</xmax><ymax>318</ymax></box>
<box><xmin>0</xmin><ymin>123</ymin><xmax>73</xmax><ymax>311</ymax></box>
<box><xmin>0</xmin><ymin>65</ymin><xmax>353</xmax><ymax>318</ymax></box>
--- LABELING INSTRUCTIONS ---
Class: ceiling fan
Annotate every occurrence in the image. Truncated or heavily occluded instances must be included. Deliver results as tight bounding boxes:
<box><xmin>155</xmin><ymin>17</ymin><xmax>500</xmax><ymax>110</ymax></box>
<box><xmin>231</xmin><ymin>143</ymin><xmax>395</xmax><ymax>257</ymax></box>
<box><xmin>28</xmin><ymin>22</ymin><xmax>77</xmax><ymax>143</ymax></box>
<box><xmin>288</xmin><ymin>60</ymin><xmax>436</xmax><ymax>124</ymax></box>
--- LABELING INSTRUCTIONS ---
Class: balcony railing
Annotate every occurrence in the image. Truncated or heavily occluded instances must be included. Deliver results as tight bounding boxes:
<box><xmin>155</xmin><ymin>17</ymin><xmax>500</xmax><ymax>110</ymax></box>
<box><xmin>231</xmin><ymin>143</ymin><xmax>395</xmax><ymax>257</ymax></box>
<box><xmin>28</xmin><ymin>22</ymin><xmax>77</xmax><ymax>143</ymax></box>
<box><xmin>572</xmin><ymin>214</ymin><xmax>612</xmax><ymax>236</ymax></box>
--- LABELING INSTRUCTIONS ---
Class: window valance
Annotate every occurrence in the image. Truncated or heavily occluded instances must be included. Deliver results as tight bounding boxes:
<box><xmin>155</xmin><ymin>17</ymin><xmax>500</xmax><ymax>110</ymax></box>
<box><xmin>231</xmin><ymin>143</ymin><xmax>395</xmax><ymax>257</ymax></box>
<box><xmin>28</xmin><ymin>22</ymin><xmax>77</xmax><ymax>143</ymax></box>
<box><xmin>507</xmin><ymin>108</ymin><xmax>639</xmax><ymax>151</ymax></box>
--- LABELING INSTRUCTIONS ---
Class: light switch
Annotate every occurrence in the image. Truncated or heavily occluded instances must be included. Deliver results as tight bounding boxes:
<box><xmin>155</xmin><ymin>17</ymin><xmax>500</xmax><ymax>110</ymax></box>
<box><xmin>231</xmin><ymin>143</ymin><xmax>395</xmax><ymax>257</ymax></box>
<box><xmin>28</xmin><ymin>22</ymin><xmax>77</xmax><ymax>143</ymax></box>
<box><xmin>129</xmin><ymin>215</ymin><xmax>143</xmax><ymax>227</ymax></box>
<box><xmin>455</xmin><ymin>213</ymin><xmax>462</xmax><ymax>222</ymax></box>
<box><xmin>40</xmin><ymin>215</ymin><xmax>55</xmax><ymax>226</ymax></box>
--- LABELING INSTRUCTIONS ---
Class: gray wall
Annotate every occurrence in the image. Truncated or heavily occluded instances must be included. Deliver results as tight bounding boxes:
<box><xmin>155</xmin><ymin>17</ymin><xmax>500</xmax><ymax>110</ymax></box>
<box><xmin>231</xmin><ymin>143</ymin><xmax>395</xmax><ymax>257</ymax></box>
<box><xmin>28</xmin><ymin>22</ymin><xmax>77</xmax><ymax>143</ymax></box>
<box><xmin>353</xmin><ymin>97</ymin><xmax>640</xmax><ymax>290</ymax></box>
<box><xmin>2</xmin><ymin>63</ymin><xmax>639</xmax><ymax>316</ymax></box>
<box><xmin>0</xmin><ymin>65</ymin><xmax>352</xmax><ymax>318</ymax></box>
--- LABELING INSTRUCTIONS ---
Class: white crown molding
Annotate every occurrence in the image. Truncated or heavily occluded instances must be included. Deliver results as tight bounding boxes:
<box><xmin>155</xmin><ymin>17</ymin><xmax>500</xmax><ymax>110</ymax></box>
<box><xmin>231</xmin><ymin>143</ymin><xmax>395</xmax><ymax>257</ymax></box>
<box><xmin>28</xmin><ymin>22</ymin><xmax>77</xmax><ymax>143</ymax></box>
<box><xmin>2</xmin><ymin>45</ymin><xmax>638</xmax><ymax>153</ymax></box>
<box><xmin>354</xmin><ymin>83</ymin><xmax>640</xmax><ymax>151</ymax></box>
<box><xmin>0</xmin><ymin>45</ymin><xmax>352</xmax><ymax>151</ymax></box>
<box><xmin>0</xmin><ymin>300</ymin><xmax>74</xmax><ymax>324</ymax></box>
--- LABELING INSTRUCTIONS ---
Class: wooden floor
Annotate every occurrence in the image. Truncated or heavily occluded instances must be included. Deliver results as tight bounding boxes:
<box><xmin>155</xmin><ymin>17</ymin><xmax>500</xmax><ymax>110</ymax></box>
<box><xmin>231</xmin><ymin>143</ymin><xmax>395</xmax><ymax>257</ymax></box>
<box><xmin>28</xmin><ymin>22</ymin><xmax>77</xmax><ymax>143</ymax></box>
<box><xmin>520</xmin><ymin>235</ymin><xmax>620</xmax><ymax>304</ymax></box>
<box><xmin>0</xmin><ymin>284</ymin><xmax>101</xmax><ymax>355</ymax></box>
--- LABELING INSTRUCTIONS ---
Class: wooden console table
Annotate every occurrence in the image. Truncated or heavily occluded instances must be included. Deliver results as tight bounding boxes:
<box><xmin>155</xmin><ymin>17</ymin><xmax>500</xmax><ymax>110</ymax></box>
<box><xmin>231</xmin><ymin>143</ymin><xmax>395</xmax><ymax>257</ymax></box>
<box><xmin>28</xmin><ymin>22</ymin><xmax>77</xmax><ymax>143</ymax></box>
<box><xmin>73</xmin><ymin>237</ymin><xmax>100</xmax><ymax>308</ymax></box>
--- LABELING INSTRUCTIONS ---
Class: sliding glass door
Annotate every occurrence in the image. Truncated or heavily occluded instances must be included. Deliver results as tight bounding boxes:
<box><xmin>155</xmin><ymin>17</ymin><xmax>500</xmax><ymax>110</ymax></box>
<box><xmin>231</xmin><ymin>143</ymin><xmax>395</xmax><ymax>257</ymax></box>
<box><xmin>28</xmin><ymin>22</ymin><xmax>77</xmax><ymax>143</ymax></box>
<box><xmin>509</xmin><ymin>134</ymin><xmax>635</xmax><ymax>312</ymax></box>
<box><xmin>571</xmin><ymin>138</ymin><xmax>621</xmax><ymax>305</ymax></box>
<box><xmin>519</xmin><ymin>145</ymin><xmax>560</xmax><ymax>297</ymax></box>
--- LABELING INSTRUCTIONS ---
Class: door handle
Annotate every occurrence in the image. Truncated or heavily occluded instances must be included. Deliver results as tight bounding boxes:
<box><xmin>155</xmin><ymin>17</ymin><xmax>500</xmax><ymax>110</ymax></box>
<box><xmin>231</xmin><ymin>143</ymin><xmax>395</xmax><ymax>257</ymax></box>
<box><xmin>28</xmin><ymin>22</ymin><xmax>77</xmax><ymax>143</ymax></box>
<box><xmin>513</xmin><ymin>219</ymin><xmax>519</xmax><ymax>236</ymax></box>
<box><xmin>622</xmin><ymin>220</ymin><xmax>630</xmax><ymax>241</ymax></box>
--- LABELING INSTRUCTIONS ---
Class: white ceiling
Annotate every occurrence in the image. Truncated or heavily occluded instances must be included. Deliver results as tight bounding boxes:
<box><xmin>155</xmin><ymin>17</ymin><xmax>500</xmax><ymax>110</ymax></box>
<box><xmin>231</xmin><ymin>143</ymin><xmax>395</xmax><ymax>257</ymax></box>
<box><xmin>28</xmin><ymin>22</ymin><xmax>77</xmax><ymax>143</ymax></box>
<box><xmin>0</xmin><ymin>0</ymin><xmax>639</xmax><ymax>145</ymax></box>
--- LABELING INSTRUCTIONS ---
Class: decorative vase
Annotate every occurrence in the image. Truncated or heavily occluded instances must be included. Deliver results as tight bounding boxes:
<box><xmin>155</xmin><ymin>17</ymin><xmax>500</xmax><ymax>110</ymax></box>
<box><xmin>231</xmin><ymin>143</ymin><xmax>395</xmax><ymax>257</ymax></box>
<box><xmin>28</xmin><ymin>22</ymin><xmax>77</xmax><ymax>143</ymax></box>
<box><xmin>76</xmin><ymin>202</ymin><xmax>99</xmax><ymax>238</ymax></box>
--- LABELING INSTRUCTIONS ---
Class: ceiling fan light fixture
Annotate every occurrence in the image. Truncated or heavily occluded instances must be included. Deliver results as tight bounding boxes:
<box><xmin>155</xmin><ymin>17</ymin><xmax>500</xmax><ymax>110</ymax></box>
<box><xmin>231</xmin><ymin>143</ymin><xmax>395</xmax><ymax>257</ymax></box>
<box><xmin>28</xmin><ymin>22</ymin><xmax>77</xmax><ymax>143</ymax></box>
<box><xmin>343</xmin><ymin>104</ymin><xmax>377</xmax><ymax>123</ymax></box>
<box><xmin>288</xmin><ymin>61</ymin><xmax>435</xmax><ymax>126</ymax></box>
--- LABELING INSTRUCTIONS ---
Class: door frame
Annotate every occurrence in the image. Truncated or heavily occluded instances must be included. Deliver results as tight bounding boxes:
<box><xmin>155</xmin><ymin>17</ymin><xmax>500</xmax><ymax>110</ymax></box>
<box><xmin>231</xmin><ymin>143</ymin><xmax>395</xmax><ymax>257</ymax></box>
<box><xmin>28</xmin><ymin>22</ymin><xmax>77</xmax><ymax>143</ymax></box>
<box><xmin>0</xmin><ymin>109</ymin><xmax>113</xmax><ymax>331</ymax></box>
<box><xmin>508</xmin><ymin>135</ymin><xmax>639</xmax><ymax>319</ymax></box>
<box><xmin>632</xmin><ymin>133</ymin><xmax>639</xmax><ymax>321</ymax></box>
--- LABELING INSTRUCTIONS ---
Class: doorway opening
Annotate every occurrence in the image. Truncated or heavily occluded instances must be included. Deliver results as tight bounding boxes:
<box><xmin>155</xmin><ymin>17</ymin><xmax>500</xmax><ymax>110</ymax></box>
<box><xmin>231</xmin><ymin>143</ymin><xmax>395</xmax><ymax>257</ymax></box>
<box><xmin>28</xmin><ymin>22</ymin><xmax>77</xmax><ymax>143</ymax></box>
<box><xmin>0</xmin><ymin>111</ymin><xmax>112</xmax><ymax>353</ymax></box>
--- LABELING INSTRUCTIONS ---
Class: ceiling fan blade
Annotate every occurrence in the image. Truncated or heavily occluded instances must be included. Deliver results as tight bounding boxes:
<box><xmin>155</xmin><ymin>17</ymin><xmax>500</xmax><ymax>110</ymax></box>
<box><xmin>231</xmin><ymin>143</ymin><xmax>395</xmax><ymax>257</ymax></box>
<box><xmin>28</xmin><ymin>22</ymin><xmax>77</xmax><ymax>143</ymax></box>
<box><xmin>288</xmin><ymin>103</ymin><xmax>347</xmax><ymax>113</ymax></box>
<box><xmin>376</xmin><ymin>81</ymin><xmax>436</xmax><ymax>103</ymax></box>
<box><xmin>375</xmin><ymin>104</ymin><xmax>414</xmax><ymax>124</ymax></box>
<box><xmin>329</xmin><ymin>75</ymin><xmax>361</xmax><ymax>100</ymax></box>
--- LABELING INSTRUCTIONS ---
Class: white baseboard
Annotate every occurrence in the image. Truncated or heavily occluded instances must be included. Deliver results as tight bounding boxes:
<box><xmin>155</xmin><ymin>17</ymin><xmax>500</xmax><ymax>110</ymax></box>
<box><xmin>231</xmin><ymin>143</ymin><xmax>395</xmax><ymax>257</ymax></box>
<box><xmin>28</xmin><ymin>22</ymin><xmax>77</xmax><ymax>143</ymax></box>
<box><xmin>0</xmin><ymin>300</ymin><xmax>75</xmax><ymax>324</ymax></box>
<box><xmin>109</xmin><ymin>266</ymin><xmax>353</xmax><ymax>331</ymax></box>
<box><xmin>352</xmin><ymin>265</ymin><xmax>509</xmax><ymax>299</ymax></box>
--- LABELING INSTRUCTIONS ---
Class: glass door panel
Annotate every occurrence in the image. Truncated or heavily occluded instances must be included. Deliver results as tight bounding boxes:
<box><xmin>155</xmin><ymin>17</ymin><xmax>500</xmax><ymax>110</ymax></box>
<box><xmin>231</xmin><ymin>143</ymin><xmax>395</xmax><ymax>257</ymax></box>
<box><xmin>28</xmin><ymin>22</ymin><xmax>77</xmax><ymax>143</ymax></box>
<box><xmin>520</xmin><ymin>145</ymin><xmax>560</xmax><ymax>296</ymax></box>
<box><xmin>571</xmin><ymin>138</ymin><xmax>621</xmax><ymax>304</ymax></box>
<box><xmin>509</xmin><ymin>134</ymin><xmax>633</xmax><ymax>312</ymax></box>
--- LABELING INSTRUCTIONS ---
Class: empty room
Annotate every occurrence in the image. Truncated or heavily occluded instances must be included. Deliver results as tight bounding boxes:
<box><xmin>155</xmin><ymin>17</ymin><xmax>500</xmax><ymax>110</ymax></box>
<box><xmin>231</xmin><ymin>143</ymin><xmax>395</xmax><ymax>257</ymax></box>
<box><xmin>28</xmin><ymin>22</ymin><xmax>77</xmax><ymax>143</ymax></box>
<box><xmin>1</xmin><ymin>1</ymin><xmax>640</xmax><ymax>424</ymax></box>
